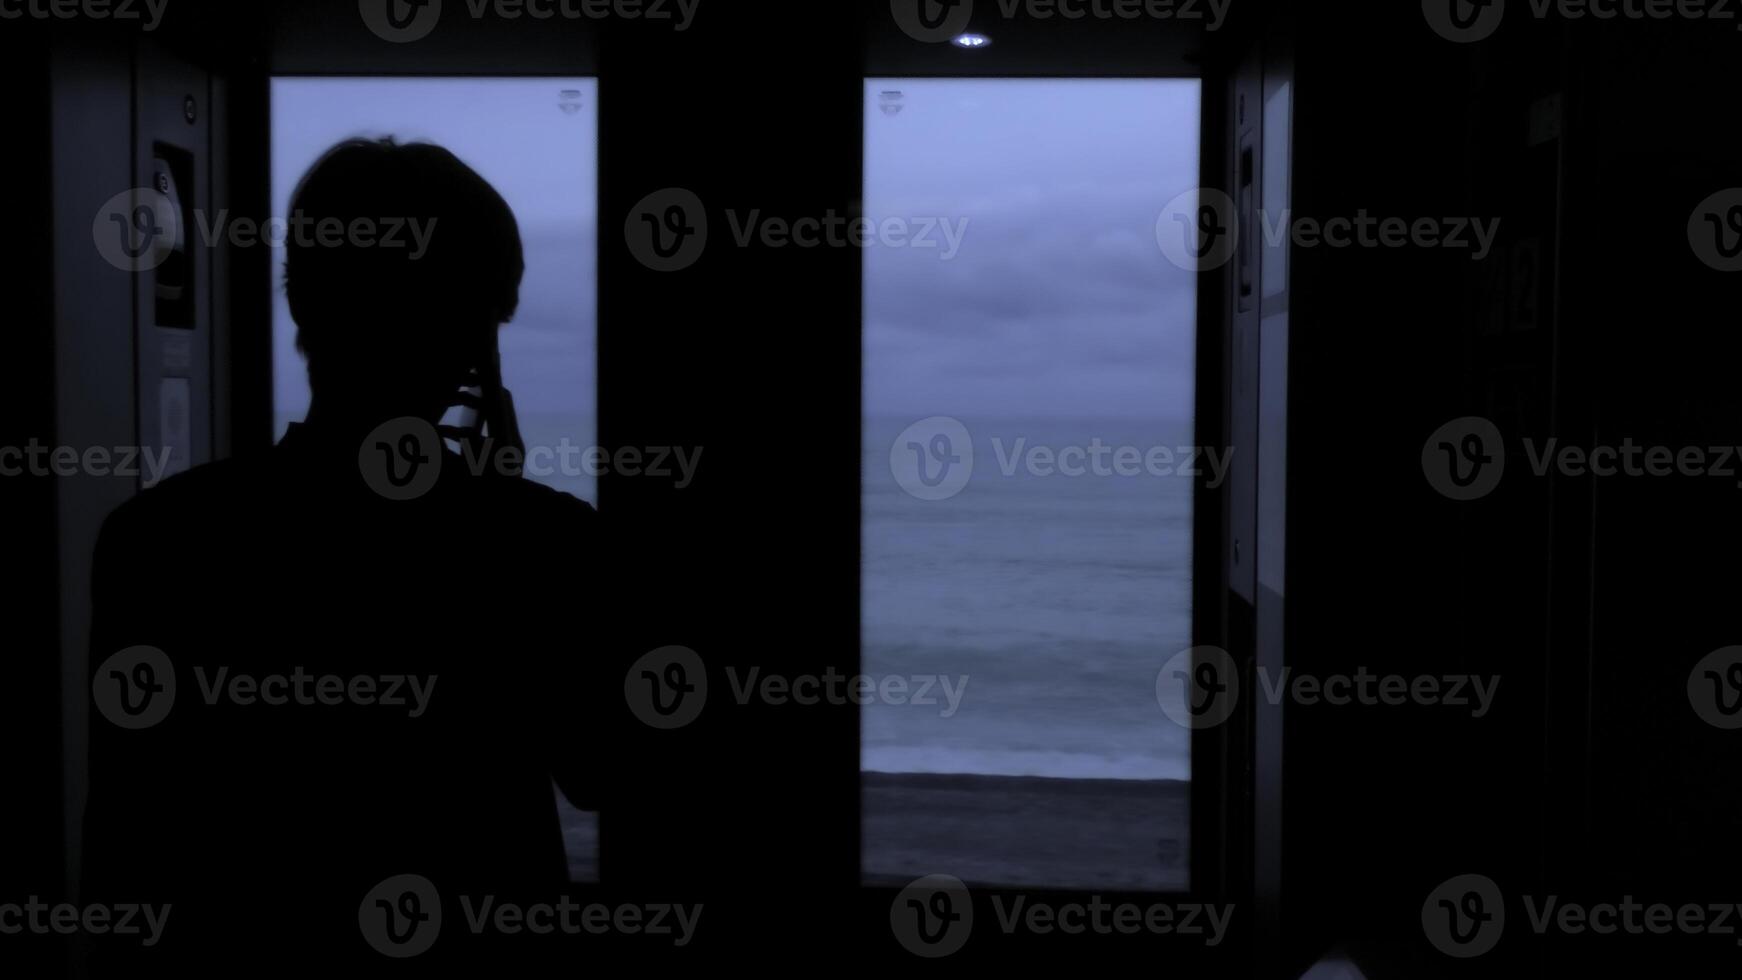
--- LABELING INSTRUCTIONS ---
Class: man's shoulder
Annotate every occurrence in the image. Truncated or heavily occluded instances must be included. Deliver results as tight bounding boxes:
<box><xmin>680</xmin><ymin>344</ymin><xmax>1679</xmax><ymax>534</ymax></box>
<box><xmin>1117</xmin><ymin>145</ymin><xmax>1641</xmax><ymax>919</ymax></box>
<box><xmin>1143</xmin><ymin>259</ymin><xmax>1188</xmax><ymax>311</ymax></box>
<box><xmin>478</xmin><ymin>473</ymin><xmax>600</xmax><ymax>524</ymax></box>
<box><xmin>100</xmin><ymin>450</ymin><xmax>602</xmax><ymax>540</ymax></box>
<box><xmin>102</xmin><ymin>457</ymin><xmax>250</xmax><ymax>529</ymax></box>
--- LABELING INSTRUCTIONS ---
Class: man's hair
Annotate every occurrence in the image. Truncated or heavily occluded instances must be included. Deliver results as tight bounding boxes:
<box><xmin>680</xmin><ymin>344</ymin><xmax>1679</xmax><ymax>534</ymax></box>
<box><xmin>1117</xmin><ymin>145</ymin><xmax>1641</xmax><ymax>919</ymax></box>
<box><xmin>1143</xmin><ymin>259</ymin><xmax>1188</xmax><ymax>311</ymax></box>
<box><xmin>284</xmin><ymin>138</ymin><xmax>524</xmax><ymax>381</ymax></box>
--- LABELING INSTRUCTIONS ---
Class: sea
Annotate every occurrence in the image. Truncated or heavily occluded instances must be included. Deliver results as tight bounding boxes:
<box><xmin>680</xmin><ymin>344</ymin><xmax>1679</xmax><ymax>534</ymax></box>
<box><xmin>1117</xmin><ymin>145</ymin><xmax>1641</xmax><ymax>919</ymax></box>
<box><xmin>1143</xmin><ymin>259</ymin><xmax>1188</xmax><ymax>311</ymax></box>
<box><xmin>863</xmin><ymin>415</ymin><xmax>1195</xmax><ymax>782</ymax></box>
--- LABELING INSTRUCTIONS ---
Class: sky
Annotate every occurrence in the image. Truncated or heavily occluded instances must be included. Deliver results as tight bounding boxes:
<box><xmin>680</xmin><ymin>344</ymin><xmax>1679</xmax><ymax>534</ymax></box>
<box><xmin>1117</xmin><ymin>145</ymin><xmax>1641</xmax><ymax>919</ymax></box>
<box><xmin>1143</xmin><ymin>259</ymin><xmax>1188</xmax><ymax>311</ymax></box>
<box><xmin>864</xmin><ymin>78</ymin><xmax>1200</xmax><ymax>422</ymax></box>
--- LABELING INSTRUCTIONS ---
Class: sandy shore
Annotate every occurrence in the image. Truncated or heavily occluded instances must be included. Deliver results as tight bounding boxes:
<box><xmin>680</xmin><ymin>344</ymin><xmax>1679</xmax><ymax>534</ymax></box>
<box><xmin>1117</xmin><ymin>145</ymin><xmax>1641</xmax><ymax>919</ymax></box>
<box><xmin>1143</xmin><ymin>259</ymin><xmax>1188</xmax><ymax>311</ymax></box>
<box><xmin>863</xmin><ymin>771</ymin><xmax>1189</xmax><ymax>891</ymax></box>
<box><xmin>557</xmin><ymin>772</ymin><xmax>1189</xmax><ymax>890</ymax></box>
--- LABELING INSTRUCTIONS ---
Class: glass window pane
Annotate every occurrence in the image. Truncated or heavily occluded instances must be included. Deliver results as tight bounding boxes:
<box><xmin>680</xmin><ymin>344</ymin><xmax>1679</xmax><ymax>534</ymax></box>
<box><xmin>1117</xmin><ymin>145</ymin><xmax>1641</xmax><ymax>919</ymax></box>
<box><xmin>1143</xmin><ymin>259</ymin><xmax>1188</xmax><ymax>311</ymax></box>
<box><xmin>863</xmin><ymin>78</ymin><xmax>1200</xmax><ymax>890</ymax></box>
<box><xmin>271</xmin><ymin>77</ymin><xmax>599</xmax><ymax>881</ymax></box>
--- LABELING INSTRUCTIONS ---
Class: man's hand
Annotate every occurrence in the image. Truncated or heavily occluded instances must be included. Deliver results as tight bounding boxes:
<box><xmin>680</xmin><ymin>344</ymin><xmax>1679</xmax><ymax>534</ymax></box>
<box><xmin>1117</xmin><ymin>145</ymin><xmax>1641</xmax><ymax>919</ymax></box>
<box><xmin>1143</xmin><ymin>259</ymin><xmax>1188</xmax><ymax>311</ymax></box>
<box><xmin>439</xmin><ymin>366</ymin><xmax>526</xmax><ymax>478</ymax></box>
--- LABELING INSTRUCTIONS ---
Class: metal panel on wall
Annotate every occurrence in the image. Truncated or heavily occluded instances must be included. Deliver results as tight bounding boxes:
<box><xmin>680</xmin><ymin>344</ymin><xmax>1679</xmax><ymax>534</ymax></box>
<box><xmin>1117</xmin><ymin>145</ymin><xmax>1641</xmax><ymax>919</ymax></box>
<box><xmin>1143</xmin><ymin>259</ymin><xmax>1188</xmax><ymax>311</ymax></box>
<box><xmin>132</xmin><ymin>43</ymin><xmax>213</xmax><ymax>487</ymax></box>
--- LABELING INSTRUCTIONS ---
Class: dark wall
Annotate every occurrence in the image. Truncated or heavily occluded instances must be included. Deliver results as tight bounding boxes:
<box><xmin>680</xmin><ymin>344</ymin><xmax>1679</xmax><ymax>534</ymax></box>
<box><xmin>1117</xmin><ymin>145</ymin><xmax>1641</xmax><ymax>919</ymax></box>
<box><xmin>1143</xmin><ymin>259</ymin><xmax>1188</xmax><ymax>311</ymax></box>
<box><xmin>590</xmin><ymin>3</ymin><xmax>865</xmax><ymax>943</ymax></box>
<box><xmin>1276</xmin><ymin>4</ymin><xmax>1742</xmax><ymax>973</ymax></box>
<box><xmin>0</xmin><ymin>29</ymin><xmax>64</xmax><ymax>979</ymax></box>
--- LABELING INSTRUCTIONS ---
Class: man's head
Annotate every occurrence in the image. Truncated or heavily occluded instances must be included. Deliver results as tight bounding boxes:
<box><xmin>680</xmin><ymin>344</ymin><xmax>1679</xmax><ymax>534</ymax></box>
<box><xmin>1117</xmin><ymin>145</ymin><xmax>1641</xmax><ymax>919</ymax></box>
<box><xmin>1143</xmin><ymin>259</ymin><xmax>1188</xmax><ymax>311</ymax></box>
<box><xmin>285</xmin><ymin>138</ymin><xmax>523</xmax><ymax>420</ymax></box>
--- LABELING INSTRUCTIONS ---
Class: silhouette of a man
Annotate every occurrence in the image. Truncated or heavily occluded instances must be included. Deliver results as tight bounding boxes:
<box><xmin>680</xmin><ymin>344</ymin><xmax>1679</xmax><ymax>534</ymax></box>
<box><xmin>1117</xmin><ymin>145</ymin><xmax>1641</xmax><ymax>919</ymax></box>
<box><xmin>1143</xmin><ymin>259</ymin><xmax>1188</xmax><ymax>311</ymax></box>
<box><xmin>82</xmin><ymin>139</ymin><xmax>615</xmax><ymax>969</ymax></box>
